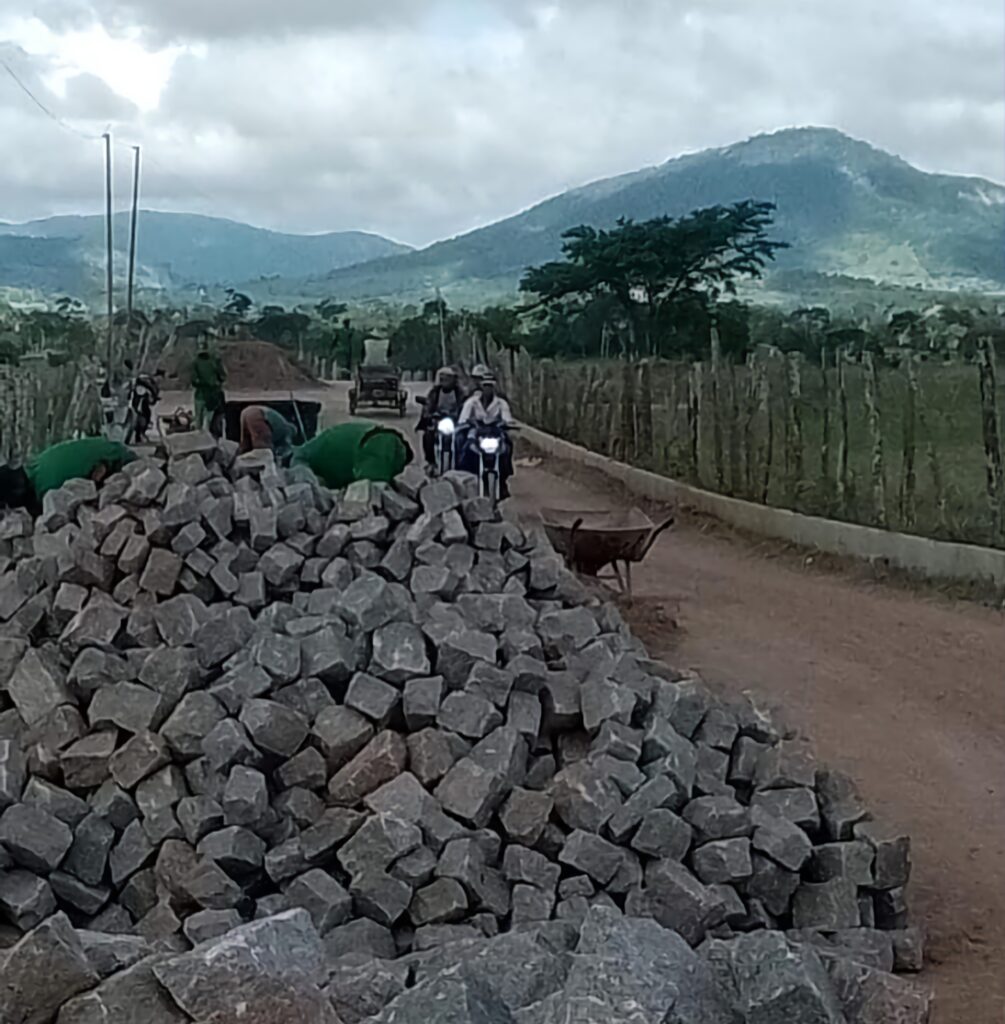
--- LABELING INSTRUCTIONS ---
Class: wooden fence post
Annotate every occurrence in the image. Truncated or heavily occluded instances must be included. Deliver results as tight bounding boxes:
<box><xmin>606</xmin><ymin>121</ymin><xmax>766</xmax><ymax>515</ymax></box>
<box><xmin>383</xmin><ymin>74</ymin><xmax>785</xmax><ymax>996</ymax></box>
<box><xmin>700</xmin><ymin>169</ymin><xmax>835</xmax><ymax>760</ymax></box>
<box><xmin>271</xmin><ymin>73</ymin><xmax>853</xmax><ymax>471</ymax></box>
<box><xmin>709</xmin><ymin>328</ymin><xmax>725</xmax><ymax>490</ymax></box>
<box><xmin>835</xmin><ymin>348</ymin><xmax>850</xmax><ymax>517</ymax></box>
<box><xmin>637</xmin><ymin>361</ymin><xmax>654</xmax><ymax>468</ymax></box>
<box><xmin>977</xmin><ymin>336</ymin><xmax>1005</xmax><ymax>544</ymax></box>
<box><xmin>620</xmin><ymin>359</ymin><xmax>637</xmax><ymax>463</ymax></box>
<box><xmin>758</xmin><ymin>355</ymin><xmax>774</xmax><ymax>504</ymax></box>
<box><xmin>727</xmin><ymin>363</ymin><xmax>742</xmax><ymax>496</ymax></box>
<box><xmin>784</xmin><ymin>352</ymin><xmax>804</xmax><ymax>507</ymax></box>
<box><xmin>687</xmin><ymin>363</ymin><xmax>701</xmax><ymax>484</ymax></box>
<box><xmin>819</xmin><ymin>344</ymin><xmax>831</xmax><ymax>508</ymax></box>
<box><xmin>863</xmin><ymin>352</ymin><xmax>888</xmax><ymax>529</ymax></box>
<box><xmin>913</xmin><ymin>362</ymin><xmax>948</xmax><ymax>536</ymax></box>
<box><xmin>899</xmin><ymin>354</ymin><xmax>919</xmax><ymax>532</ymax></box>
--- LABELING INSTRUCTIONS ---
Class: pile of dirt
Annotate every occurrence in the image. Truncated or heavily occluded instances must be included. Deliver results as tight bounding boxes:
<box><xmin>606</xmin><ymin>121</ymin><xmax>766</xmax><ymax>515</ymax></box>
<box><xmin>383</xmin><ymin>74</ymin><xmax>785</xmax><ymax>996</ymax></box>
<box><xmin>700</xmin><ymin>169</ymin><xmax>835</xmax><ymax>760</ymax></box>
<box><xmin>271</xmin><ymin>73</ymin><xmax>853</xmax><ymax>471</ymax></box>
<box><xmin>159</xmin><ymin>339</ymin><xmax>317</xmax><ymax>391</ymax></box>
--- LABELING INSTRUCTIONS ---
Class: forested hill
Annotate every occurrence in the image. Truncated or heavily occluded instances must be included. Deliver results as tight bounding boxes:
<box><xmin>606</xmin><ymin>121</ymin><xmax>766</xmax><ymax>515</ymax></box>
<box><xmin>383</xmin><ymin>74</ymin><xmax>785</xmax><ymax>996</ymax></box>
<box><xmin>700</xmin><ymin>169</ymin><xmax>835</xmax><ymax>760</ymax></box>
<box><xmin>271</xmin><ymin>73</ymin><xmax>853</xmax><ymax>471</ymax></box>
<box><xmin>296</xmin><ymin>127</ymin><xmax>1005</xmax><ymax>303</ymax></box>
<box><xmin>0</xmin><ymin>212</ymin><xmax>410</xmax><ymax>296</ymax></box>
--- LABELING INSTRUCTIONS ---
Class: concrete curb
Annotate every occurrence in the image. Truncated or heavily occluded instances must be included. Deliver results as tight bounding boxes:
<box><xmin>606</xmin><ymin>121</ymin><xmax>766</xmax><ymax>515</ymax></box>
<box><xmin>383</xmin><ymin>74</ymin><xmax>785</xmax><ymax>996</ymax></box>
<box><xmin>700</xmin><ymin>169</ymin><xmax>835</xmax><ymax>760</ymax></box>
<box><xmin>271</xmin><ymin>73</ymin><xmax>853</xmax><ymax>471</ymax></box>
<box><xmin>521</xmin><ymin>424</ymin><xmax>1005</xmax><ymax>587</ymax></box>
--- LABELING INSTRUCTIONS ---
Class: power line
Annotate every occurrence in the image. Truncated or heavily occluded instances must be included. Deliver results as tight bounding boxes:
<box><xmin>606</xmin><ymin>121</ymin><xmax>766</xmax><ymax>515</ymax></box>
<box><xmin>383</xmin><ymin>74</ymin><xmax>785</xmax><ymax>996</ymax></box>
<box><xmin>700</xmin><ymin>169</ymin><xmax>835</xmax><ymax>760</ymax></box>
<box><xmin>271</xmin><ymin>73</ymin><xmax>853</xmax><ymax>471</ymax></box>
<box><xmin>0</xmin><ymin>58</ymin><xmax>102</xmax><ymax>141</ymax></box>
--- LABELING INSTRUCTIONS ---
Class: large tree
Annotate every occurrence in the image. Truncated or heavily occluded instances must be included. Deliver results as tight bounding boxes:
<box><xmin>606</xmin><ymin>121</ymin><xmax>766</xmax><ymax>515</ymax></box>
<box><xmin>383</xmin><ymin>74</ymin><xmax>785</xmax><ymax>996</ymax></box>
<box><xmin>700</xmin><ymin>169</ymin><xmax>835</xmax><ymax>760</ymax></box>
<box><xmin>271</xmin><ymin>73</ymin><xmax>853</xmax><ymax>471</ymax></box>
<box><xmin>520</xmin><ymin>201</ymin><xmax>786</xmax><ymax>354</ymax></box>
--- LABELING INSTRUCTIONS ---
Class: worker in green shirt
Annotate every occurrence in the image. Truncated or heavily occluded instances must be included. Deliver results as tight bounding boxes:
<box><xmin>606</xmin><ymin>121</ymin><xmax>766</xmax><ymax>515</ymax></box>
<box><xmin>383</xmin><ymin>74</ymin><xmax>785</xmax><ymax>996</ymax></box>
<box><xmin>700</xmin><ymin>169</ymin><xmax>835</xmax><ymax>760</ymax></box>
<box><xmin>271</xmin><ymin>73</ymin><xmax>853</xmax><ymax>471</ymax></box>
<box><xmin>191</xmin><ymin>343</ymin><xmax>226</xmax><ymax>437</ymax></box>
<box><xmin>0</xmin><ymin>437</ymin><xmax>136</xmax><ymax>515</ymax></box>
<box><xmin>292</xmin><ymin>421</ymin><xmax>412</xmax><ymax>490</ymax></box>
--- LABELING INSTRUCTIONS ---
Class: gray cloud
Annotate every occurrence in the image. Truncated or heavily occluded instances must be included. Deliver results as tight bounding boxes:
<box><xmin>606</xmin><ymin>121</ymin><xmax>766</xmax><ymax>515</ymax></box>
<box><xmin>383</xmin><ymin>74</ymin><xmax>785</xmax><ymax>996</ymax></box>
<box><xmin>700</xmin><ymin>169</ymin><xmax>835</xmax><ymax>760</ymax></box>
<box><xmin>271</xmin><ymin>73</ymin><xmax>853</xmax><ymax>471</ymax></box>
<box><xmin>2</xmin><ymin>0</ymin><xmax>1002</xmax><ymax>245</ymax></box>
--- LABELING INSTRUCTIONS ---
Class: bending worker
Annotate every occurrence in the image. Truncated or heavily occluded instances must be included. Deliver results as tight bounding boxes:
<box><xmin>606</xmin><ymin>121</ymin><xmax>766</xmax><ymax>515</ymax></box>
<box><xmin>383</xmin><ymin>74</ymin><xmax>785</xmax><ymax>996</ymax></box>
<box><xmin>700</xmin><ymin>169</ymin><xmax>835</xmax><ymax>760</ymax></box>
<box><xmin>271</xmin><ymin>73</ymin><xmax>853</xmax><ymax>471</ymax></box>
<box><xmin>0</xmin><ymin>436</ymin><xmax>136</xmax><ymax>515</ymax></box>
<box><xmin>239</xmin><ymin>405</ymin><xmax>299</xmax><ymax>464</ymax></box>
<box><xmin>292</xmin><ymin>421</ymin><xmax>412</xmax><ymax>489</ymax></box>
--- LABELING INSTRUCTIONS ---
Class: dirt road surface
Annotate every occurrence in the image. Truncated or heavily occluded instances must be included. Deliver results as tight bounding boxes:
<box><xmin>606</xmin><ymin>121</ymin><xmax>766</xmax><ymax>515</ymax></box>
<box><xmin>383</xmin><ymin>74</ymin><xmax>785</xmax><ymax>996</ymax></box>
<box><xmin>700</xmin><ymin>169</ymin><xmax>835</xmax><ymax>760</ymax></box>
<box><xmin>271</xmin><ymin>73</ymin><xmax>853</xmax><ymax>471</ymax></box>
<box><xmin>167</xmin><ymin>381</ymin><xmax>1003</xmax><ymax>1020</ymax></box>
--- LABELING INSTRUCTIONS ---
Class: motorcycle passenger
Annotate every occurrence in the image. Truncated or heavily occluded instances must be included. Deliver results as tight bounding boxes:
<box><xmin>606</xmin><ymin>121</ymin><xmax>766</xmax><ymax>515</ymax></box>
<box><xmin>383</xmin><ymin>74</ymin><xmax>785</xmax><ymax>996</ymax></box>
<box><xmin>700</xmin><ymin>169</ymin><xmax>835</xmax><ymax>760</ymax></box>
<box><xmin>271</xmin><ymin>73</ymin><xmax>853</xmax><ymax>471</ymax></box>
<box><xmin>419</xmin><ymin>366</ymin><xmax>465</xmax><ymax>469</ymax></box>
<box><xmin>458</xmin><ymin>374</ymin><xmax>516</xmax><ymax>498</ymax></box>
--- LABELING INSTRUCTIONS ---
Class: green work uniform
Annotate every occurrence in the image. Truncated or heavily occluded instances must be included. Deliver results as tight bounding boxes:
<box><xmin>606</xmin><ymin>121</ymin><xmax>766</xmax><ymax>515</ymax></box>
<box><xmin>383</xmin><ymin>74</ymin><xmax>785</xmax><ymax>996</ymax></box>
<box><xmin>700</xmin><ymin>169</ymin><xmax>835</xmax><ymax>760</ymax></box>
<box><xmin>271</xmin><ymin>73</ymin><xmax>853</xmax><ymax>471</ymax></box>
<box><xmin>292</xmin><ymin>422</ymin><xmax>411</xmax><ymax>490</ymax></box>
<box><xmin>191</xmin><ymin>351</ymin><xmax>226</xmax><ymax>429</ymax></box>
<box><xmin>26</xmin><ymin>438</ymin><xmax>136</xmax><ymax>499</ymax></box>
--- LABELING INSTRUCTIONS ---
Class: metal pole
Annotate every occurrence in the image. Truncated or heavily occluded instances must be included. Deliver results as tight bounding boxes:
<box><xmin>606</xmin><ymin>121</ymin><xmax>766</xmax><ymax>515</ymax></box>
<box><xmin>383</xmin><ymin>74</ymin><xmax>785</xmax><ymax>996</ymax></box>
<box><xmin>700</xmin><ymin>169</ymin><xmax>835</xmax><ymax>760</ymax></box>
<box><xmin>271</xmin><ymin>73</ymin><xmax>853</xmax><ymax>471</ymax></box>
<box><xmin>126</xmin><ymin>145</ymin><xmax>141</xmax><ymax>337</ymax></box>
<box><xmin>103</xmin><ymin>132</ymin><xmax>114</xmax><ymax>381</ymax></box>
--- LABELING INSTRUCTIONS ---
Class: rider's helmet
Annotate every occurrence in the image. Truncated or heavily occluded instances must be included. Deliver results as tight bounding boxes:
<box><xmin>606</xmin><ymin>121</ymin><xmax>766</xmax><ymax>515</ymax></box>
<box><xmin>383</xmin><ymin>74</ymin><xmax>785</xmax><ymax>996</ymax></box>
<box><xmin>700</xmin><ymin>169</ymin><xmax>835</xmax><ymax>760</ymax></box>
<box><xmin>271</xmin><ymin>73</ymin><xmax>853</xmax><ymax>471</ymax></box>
<box><xmin>437</xmin><ymin>366</ymin><xmax>457</xmax><ymax>386</ymax></box>
<box><xmin>471</xmin><ymin>363</ymin><xmax>491</xmax><ymax>383</ymax></box>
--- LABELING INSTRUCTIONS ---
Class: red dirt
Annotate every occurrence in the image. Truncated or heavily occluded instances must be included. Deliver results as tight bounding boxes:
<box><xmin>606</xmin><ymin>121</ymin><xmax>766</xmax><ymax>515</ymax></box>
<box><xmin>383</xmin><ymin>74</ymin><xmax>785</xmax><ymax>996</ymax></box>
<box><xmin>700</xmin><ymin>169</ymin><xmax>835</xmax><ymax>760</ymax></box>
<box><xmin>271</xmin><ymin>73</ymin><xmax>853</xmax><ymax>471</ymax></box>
<box><xmin>512</xmin><ymin>460</ymin><xmax>1005</xmax><ymax>1024</ymax></box>
<box><xmin>159</xmin><ymin>339</ymin><xmax>316</xmax><ymax>391</ymax></box>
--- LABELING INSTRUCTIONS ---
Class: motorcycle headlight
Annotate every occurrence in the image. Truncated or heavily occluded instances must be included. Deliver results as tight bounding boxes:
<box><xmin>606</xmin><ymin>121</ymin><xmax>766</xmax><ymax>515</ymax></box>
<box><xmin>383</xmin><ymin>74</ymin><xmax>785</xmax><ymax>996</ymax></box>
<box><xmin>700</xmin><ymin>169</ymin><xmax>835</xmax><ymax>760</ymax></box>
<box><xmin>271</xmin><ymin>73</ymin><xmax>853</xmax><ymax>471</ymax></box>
<box><xmin>479</xmin><ymin>437</ymin><xmax>501</xmax><ymax>455</ymax></box>
<box><xmin>437</xmin><ymin>418</ymin><xmax>455</xmax><ymax>436</ymax></box>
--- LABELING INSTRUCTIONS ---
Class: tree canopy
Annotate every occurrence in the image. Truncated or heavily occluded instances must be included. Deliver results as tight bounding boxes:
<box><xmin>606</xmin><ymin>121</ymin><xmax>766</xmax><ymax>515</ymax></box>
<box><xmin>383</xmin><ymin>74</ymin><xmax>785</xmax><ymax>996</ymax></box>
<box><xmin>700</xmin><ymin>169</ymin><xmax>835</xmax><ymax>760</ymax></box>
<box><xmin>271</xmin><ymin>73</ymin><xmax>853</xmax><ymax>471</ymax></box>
<box><xmin>520</xmin><ymin>202</ymin><xmax>787</xmax><ymax>354</ymax></box>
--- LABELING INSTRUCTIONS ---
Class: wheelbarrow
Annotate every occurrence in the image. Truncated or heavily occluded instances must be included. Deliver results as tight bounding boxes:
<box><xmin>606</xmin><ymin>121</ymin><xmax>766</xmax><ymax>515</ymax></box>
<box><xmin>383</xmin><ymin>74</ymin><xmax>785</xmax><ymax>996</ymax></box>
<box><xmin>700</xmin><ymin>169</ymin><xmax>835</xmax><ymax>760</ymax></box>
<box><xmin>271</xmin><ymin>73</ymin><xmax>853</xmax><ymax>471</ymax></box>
<box><xmin>540</xmin><ymin>506</ymin><xmax>674</xmax><ymax>595</ymax></box>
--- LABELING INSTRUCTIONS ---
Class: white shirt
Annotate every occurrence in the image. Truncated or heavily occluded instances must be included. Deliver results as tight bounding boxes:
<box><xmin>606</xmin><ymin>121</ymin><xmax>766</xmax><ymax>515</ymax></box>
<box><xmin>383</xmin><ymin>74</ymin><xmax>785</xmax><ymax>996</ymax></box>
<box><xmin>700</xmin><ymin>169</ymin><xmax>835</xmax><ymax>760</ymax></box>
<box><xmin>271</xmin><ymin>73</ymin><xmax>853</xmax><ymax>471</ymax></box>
<box><xmin>459</xmin><ymin>393</ymin><xmax>514</xmax><ymax>426</ymax></box>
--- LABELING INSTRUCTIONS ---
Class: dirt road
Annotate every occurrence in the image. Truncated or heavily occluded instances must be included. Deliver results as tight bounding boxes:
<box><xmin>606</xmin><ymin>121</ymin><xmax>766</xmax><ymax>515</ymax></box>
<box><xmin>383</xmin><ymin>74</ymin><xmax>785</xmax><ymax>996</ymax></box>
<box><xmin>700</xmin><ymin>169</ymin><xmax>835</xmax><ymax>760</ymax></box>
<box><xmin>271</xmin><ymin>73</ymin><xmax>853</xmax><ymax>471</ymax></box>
<box><xmin>171</xmin><ymin>381</ymin><xmax>1003</xmax><ymax>1019</ymax></box>
<box><xmin>512</xmin><ymin>460</ymin><xmax>1005</xmax><ymax>1023</ymax></box>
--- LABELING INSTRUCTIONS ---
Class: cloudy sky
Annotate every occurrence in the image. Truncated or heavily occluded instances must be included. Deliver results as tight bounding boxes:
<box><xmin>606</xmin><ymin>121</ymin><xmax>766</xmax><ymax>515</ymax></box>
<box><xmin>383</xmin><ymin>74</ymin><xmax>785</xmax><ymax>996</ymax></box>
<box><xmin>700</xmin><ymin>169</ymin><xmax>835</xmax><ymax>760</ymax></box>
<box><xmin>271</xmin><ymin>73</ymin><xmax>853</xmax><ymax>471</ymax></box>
<box><xmin>1</xmin><ymin>0</ymin><xmax>1002</xmax><ymax>247</ymax></box>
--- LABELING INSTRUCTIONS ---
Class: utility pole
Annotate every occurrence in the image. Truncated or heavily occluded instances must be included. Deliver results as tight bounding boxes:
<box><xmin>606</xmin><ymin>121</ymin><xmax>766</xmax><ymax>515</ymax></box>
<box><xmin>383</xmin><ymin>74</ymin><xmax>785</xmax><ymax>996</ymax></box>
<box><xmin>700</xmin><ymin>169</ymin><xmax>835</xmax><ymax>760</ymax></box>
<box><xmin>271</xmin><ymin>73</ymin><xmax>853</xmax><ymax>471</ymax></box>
<box><xmin>126</xmin><ymin>145</ymin><xmax>141</xmax><ymax>343</ymax></box>
<box><xmin>435</xmin><ymin>286</ymin><xmax>447</xmax><ymax>366</ymax></box>
<box><xmin>102</xmin><ymin>132</ymin><xmax>114</xmax><ymax>381</ymax></box>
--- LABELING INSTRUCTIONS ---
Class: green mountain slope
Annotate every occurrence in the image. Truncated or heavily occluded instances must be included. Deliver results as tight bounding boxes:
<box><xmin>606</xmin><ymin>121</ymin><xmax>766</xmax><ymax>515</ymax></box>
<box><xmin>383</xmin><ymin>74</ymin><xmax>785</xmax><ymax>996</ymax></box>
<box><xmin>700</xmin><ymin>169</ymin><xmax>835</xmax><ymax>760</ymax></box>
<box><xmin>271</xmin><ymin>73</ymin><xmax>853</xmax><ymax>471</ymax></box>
<box><xmin>0</xmin><ymin>212</ymin><xmax>410</xmax><ymax>298</ymax></box>
<box><xmin>298</xmin><ymin>127</ymin><xmax>1005</xmax><ymax>304</ymax></box>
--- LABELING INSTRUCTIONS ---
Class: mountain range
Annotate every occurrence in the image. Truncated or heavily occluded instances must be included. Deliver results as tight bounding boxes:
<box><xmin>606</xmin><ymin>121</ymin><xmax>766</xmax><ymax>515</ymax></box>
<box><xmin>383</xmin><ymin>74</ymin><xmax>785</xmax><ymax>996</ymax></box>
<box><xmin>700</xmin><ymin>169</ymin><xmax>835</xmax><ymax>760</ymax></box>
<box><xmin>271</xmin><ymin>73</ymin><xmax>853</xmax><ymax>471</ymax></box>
<box><xmin>1</xmin><ymin>127</ymin><xmax>1003</xmax><ymax>307</ymax></box>
<box><xmin>0</xmin><ymin>212</ymin><xmax>410</xmax><ymax>299</ymax></box>
<box><xmin>290</xmin><ymin>127</ymin><xmax>1004</xmax><ymax>305</ymax></box>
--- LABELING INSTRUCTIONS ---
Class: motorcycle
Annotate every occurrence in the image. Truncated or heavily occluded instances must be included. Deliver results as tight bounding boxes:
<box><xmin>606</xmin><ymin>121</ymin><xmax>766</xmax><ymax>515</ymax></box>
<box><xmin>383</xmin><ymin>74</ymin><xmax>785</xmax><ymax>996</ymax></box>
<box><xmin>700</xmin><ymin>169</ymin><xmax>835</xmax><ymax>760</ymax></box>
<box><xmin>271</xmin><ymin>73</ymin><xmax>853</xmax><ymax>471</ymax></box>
<box><xmin>469</xmin><ymin>421</ymin><xmax>516</xmax><ymax>502</ymax></box>
<box><xmin>128</xmin><ymin>371</ymin><xmax>161</xmax><ymax>444</ymax></box>
<box><xmin>416</xmin><ymin>395</ymin><xmax>458</xmax><ymax>476</ymax></box>
<box><xmin>432</xmin><ymin>415</ymin><xmax>457</xmax><ymax>475</ymax></box>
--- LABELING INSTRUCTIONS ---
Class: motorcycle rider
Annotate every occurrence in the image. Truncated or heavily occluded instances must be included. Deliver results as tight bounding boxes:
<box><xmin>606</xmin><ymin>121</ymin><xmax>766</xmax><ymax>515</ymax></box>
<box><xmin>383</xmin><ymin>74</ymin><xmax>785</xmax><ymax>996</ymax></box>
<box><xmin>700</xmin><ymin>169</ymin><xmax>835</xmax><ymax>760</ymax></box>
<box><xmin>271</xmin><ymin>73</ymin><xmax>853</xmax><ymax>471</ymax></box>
<box><xmin>458</xmin><ymin>374</ymin><xmax>516</xmax><ymax>498</ymax></box>
<box><xmin>418</xmin><ymin>366</ymin><xmax>465</xmax><ymax>469</ymax></box>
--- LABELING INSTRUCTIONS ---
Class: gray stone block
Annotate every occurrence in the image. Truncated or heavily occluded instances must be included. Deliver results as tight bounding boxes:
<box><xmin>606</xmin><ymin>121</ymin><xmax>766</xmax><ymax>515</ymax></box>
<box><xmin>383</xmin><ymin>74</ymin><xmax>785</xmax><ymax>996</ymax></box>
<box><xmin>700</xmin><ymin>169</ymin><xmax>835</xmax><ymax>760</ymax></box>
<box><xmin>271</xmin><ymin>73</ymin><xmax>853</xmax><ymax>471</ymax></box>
<box><xmin>346</xmin><ymin>672</ymin><xmax>400</xmax><ymax>724</ymax></box>
<box><xmin>855</xmin><ymin>821</ymin><xmax>911</xmax><ymax>890</ymax></box>
<box><xmin>63</xmin><ymin>812</ymin><xmax>115</xmax><ymax>887</ymax></box>
<box><xmin>90</xmin><ymin>781</ymin><xmax>139</xmax><ymax>832</ymax></box>
<box><xmin>683</xmin><ymin>795</ymin><xmax>752</xmax><ymax>842</ymax></box>
<box><xmin>0</xmin><ymin>802</ymin><xmax>73</xmax><ymax>874</ymax></box>
<box><xmin>181</xmin><ymin>857</ymin><xmax>245</xmax><ymax>911</ymax></box>
<box><xmin>88</xmin><ymin>682</ymin><xmax>161</xmax><ymax>735</ymax></box>
<box><xmin>108</xmin><ymin>730</ymin><xmax>171</xmax><ymax>791</ymax></box>
<box><xmin>177</xmin><ymin>796</ymin><xmax>224</xmax><ymax>846</ymax></box>
<box><xmin>371</xmin><ymin>622</ymin><xmax>431</xmax><ymax>684</ymax></box>
<box><xmin>8</xmin><ymin>648</ymin><xmax>73</xmax><ymax>727</ymax></box>
<box><xmin>793</xmin><ymin>878</ymin><xmax>861</xmax><ymax>931</ymax></box>
<box><xmin>631</xmin><ymin>808</ymin><xmax>693</xmax><ymax>861</ymax></box>
<box><xmin>816</xmin><ymin>768</ymin><xmax>868</xmax><ymax>842</ymax></box>
<box><xmin>0</xmin><ymin>738</ymin><xmax>25</xmax><ymax>810</ymax></box>
<box><xmin>808</xmin><ymin>840</ymin><xmax>875</xmax><ymax>886</ymax></box>
<box><xmin>747</xmin><ymin>851</ymin><xmax>801</xmax><ymax>918</ymax></box>
<box><xmin>152</xmin><ymin>910</ymin><xmax>329</xmax><ymax>1023</ymax></box>
<box><xmin>328</xmin><ymin>730</ymin><xmax>407</xmax><ymax>807</ymax></box>
<box><xmin>197</xmin><ymin>826</ymin><xmax>267</xmax><ymax>876</ymax></box>
<box><xmin>750</xmin><ymin>806</ymin><xmax>814</xmax><ymax>872</ymax></box>
<box><xmin>0</xmin><ymin>912</ymin><xmax>99</xmax><ymax>1024</ymax></box>
<box><xmin>301</xmin><ymin>626</ymin><xmax>360</xmax><ymax>688</ymax></box>
<box><xmin>239</xmin><ymin>698</ymin><xmax>309</xmax><ymax>759</ymax></box>
<box><xmin>691</xmin><ymin>836</ymin><xmax>753</xmax><ymax>885</ymax></box>
<box><xmin>434</xmin><ymin>757</ymin><xmax>505</xmax><ymax>828</ymax></box>
<box><xmin>751</xmin><ymin>786</ymin><xmax>820</xmax><ymax>832</ymax></box>
<box><xmin>499</xmin><ymin>787</ymin><xmax>553</xmax><ymax>846</ymax></box>
<box><xmin>161</xmin><ymin>692</ymin><xmax>227</xmax><ymax>760</ymax></box>
<box><xmin>286</xmin><ymin>869</ymin><xmax>352</xmax><ymax>934</ymax></box>
<box><xmin>350</xmin><ymin>871</ymin><xmax>413</xmax><ymax>927</ymax></box>
<box><xmin>407</xmin><ymin>728</ymin><xmax>458</xmax><ymax>787</ymax></box>
<box><xmin>552</xmin><ymin>760</ymin><xmax>623</xmax><ymax>834</ymax></box>
<box><xmin>338</xmin><ymin>813</ymin><xmax>423</xmax><ymax>879</ymax></box>
<box><xmin>208</xmin><ymin>665</ymin><xmax>272</xmax><ymax>716</ymax></box>
<box><xmin>276</xmin><ymin>747</ymin><xmax>328</xmax><ymax>792</ymax></box>
<box><xmin>109</xmin><ymin>819</ymin><xmax>156</xmax><ymax>887</ymax></box>
<box><xmin>312</xmin><ymin>705</ymin><xmax>374</xmax><ymax>772</ymax></box>
<box><xmin>0</xmin><ymin>870</ymin><xmax>56</xmax><ymax>931</ymax></box>
<box><xmin>437</xmin><ymin>691</ymin><xmax>503</xmax><ymax>740</ymax></box>
<box><xmin>558</xmin><ymin>830</ymin><xmax>623</xmax><ymax>885</ymax></box>
<box><xmin>222</xmin><ymin>765</ymin><xmax>269</xmax><ymax>827</ymax></box>
<box><xmin>300</xmin><ymin>807</ymin><xmax>365</xmax><ymax>863</ymax></box>
<box><xmin>631</xmin><ymin>857</ymin><xmax>726</xmax><ymax>946</ymax></box>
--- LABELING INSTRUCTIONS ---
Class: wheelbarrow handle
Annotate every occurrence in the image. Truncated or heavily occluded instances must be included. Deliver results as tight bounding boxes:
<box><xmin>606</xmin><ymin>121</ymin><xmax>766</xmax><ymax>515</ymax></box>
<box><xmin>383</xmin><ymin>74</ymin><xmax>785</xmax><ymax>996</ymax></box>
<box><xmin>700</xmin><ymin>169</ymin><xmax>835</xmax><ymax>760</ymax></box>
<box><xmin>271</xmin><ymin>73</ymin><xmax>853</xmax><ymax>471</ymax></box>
<box><xmin>639</xmin><ymin>513</ymin><xmax>675</xmax><ymax>560</ymax></box>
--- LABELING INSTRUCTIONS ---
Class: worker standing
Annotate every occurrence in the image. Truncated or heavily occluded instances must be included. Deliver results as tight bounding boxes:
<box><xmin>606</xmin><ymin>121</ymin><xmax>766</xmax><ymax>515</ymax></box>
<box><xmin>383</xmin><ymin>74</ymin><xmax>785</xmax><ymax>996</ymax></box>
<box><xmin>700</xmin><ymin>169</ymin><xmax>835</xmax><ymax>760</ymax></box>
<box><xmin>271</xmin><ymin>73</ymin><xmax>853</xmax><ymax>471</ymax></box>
<box><xmin>191</xmin><ymin>342</ymin><xmax>226</xmax><ymax>437</ymax></box>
